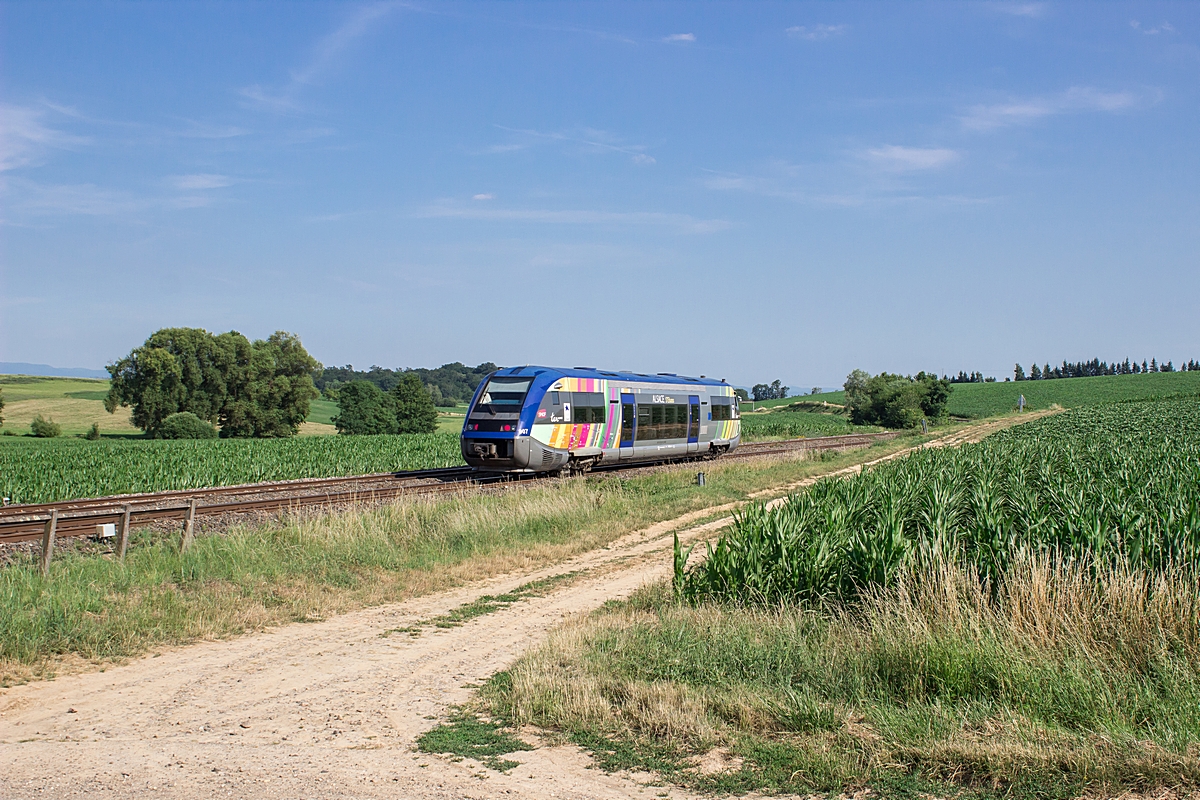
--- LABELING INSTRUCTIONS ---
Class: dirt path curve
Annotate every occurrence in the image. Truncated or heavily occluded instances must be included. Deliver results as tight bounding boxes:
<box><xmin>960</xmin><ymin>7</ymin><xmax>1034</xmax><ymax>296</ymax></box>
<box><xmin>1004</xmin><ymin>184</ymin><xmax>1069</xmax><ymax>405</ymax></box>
<box><xmin>0</xmin><ymin>420</ymin><xmax>1039</xmax><ymax>800</ymax></box>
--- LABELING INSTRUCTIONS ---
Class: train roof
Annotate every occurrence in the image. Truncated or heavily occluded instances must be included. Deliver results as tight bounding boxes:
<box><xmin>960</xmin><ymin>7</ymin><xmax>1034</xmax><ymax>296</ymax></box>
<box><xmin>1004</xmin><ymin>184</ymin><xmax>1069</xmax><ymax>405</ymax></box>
<box><xmin>492</xmin><ymin>365</ymin><xmax>729</xmax><ymax>388</ymax></box>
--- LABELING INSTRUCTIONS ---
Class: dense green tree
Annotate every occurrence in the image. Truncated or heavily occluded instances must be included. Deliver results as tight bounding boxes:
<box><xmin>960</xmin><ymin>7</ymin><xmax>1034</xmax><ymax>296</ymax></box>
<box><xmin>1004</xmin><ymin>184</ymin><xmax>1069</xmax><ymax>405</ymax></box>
<box><xmin>107</xmin><ymin>327</ymin><xmax>320</xmax><ymax>437</ymax></box>
<box><xmin>219</xmin><ymin>331</ymin><xmax>321</xmax><ymax>438</ymax></box>
<box><xmin>332</xmin><ymin>381</ymin><xmax>397</xmax><ymax>435</ymax></box>
<box><xmin>844</xmin><ymin>370</ymin><xmax>951</xmax><ymax>429</ymax></box>
<box><xmin>392</xmin><ymin>372</ymin><xmax>439</xmax><ymax>434</ymax></box>
<box><xmin>0</xmin><ymin>386</ymin><xmax>5</xmax><ymax>427</ymax></box>
<box><xmin>105</xmin><ymin>327</ymin><xmax>236</xmax><ymax>433</ymax></box>
<box><xmin>1014</xmin><ymin>363</ymin><xmax>1026</xmax><ymax>381</ymax></box>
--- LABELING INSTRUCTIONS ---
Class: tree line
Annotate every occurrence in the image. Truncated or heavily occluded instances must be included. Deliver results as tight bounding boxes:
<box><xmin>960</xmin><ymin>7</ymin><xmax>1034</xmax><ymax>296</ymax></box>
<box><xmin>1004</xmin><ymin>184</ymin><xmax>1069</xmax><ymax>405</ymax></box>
<box><xmin>1013</xmin><ymin>358</ymin><xmax>1198</xmax><ymax>381</ymax></box>
<box><xmin>105</xmin><ymin>328</ymin><xmax>321</xmax><ymax>438</ymax></box>
<box><xmin>317</xmin><ymin>362</ymin><xmax>496</xmax><ymax>407</ymax></box>
<box><xmin>750</xmin><ymin>380</ymin><xmax>791</xmax><ymax>401</ymax></box>
<box><xmin>948</xmin><ymin>371</ymin><xmax>997</xmax><ymax>384</ymax></box>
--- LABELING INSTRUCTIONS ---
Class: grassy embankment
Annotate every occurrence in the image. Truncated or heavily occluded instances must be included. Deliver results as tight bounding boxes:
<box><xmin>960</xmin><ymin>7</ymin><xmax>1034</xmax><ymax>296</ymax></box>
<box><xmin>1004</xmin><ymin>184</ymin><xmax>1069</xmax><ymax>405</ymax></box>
<box><xmin>484</xmin><ymin>398</ymin><xmax>1200</xmax><ymax>798</ymax></box>
<box><xmin>0</xmin><ymin>432</ymin><xmax>924</xmax><ymax>685</ymax></box>
<box><xmin>793</xmin><ymin>369</ymin><xmax>1200</xmax><ymax>418</ymax></box>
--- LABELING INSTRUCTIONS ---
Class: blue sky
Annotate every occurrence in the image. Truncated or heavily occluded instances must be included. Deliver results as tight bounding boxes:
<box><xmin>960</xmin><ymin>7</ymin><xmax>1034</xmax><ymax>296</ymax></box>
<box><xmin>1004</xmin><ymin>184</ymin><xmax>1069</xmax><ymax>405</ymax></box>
<box><xmin>2</xmin><ymin>2</ymin><xmax>1197</xmax><ymax>389</ymax></box>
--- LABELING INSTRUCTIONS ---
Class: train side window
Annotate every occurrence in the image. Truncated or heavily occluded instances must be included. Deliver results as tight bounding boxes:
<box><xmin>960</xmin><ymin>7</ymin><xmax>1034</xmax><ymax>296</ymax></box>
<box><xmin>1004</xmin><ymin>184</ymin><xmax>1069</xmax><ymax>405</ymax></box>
<box><xmin>637</xmin><ymin>405</ymin><xmax>652</xmax><ymax>441</ymax></box>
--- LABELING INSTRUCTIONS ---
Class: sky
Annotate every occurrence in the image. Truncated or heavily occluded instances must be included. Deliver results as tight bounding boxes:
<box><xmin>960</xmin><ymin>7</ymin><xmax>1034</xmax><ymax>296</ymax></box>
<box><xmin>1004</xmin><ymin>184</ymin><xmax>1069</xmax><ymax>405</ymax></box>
<box><xmin>1</xmin><ymin>1</ymin><xmax>1197</xmax><ymax>391</ymax></box>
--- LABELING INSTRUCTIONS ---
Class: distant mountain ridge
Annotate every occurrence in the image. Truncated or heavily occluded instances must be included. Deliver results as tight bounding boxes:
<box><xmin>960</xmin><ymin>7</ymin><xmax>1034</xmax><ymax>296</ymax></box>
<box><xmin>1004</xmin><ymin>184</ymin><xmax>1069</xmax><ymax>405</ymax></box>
<box><xmin>0</xmin><ymin>362</ymin><xmax>109</xmax><ymax>379</ymax></box>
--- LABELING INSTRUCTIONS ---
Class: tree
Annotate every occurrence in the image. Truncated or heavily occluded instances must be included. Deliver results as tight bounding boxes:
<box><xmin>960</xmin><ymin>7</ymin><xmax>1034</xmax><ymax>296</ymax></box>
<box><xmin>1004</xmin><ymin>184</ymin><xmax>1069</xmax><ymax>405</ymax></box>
<box><xmin>844</xmin><ymin>370</ymin><xmax>951</xmax><ymax>429</ymax></box>
<box><xmin>0</xmin><ymin>386</ymin><xmax>5</xmax><ymax>427</ymax></box>
<box><xmin>105</xmin><ymin>327</ymin><xmax>237</xmax><ymax>434</ymax></box>
<box><xmin>733</xmin><ymin>388</ymin><xmax>749</xmax><ymax>401</ymax></box>
<box><xmin>1030</xmin><ymin>363</ymin><xmax>1042</xmax><ymax>380</ymax></box>
<box><xmin>811</xmin><ymin>387</ymin><xmax>821</xmax><ymax>396</ymax></box>
<box><xmin>107</xmin><ymin>327</ymin><xmax>320</xmax><ymax>437</ymax></box>
<box><xmin>391</xmin><ymin>372</ymin><xmax>439</xmax><ymax>434</ymax></box>
<box><xmin>1013</xmin><ymin>363</ymin><xmax>1026</xmax><ymax>381</ymax></box>
<box><xmin>219</xmin><ymin>331</ymin><xmax>321</xmax><ymax>438</ymax></box>
<box><xmin>333</xmin><ymin>381</ymin><xmax>397</xmax><ymax>435</ymax></box>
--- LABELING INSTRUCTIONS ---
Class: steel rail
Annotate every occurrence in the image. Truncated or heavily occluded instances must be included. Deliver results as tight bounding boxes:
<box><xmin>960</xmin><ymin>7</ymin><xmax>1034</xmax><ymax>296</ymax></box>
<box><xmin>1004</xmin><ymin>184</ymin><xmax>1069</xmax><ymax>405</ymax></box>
<box><xmin>0</xmin><ymin>432</ymin><xmax>898</xmax><ymax>545</ymax></box>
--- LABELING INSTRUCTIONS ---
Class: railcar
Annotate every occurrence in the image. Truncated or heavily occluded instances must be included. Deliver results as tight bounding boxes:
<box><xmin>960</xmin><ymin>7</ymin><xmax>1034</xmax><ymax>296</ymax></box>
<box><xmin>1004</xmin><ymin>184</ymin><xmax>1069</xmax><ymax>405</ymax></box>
<box><xmin>461</xmin><ymin>366</ymin><xmax>740</xmax><ymax>473</ymax></box>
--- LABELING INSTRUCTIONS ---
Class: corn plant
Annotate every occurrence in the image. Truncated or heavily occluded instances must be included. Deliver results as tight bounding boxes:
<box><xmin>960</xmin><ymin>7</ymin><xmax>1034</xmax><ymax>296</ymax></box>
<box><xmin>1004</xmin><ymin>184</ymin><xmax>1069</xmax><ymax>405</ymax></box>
<box><xmin>0</xmin><ymin>433</ymin><xmax>463</xmax><ymax>504</ymax></box>
<box><xmin>679</xmin><ymin>396</ymin><xmax>1200</xmax><ymax>604</ymax></box>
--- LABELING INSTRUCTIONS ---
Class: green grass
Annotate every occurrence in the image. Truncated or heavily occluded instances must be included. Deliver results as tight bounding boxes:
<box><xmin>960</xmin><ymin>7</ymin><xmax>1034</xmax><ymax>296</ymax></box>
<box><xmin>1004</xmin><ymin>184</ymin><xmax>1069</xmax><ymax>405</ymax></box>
<box><xmin>0</xmin><ymin>435</ymin><xmax>925</xmax><ymax>684</ymax></box>
<box><xmin>0</xmin><ymin>433</ymin><xmax>464</xmax><ymax>504</ymax></box>
<box><xmin>306</xmin><ymin>397</ymin><xmax>339</xmax><ymax>426</ymax></box>
<box><xmin>417</xmin><ymin>710</ymin><xmax>533</xmax><ymax>772</ymax></box>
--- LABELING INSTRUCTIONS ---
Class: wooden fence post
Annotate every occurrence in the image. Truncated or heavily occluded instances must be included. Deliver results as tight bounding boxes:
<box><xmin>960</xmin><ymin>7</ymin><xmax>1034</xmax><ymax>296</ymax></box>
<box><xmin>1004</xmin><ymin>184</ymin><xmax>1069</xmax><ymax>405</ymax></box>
<box><xmin>180</xmin><ymin>498</ymin><xmax>197</xmax><ymax>552</ymax></box>
<box><xmin>39</xmin><ymin>510</ymin><xmax>58</xmax><ymax>576</ymax></box>
<box><xmin>116</xmin><ymin>504</ymin><xmax>131</xmax><ymax>562</ymax></box>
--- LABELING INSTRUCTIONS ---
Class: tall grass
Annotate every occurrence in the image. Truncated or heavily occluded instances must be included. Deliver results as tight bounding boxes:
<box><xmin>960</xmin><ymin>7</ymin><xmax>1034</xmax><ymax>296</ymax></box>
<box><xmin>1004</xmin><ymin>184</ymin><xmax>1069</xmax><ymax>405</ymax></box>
<box><xmin>491</xmin><ymin>556</ymin><xmax>1200</xmax><ymax>793</ymax></box>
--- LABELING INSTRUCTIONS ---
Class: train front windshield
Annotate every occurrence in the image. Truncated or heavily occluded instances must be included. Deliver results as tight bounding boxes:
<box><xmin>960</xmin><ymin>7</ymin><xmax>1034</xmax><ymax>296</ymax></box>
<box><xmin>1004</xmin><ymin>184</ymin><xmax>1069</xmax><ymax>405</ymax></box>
<box><xmin>476</xmin><ymin>376</ymin><xmax>533</xmax><ymax>409</ymax></box>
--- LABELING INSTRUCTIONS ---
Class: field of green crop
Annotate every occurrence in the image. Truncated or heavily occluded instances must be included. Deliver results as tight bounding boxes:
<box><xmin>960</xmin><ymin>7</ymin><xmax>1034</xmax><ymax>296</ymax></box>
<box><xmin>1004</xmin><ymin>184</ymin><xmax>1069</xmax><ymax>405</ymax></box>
<box><xmin>797</xmin><ymin>371</ymin><xmax>1200</xmax><ymax>419</ymax></box>
<box><xmin>738</xmin><ymin>409</ymin><xmax>877</xmax><ymax>440</ymax></box>
<box><xmin>682</xmin><ymin>395</ymin><xmax>1200</xmax><ymax>603</ymax></box>
<box><xmin>0</xmin><ymin>433</ymin><xmax>464</xmax><ymax>505</ymax></box>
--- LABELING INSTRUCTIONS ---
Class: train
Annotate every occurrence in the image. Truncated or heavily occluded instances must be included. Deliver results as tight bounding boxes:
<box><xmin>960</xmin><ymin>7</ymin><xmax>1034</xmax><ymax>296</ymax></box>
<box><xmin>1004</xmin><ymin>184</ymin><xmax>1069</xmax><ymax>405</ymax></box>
<box><xmin>460</xmin><ymin>366</ymin><xmax>741</xmax><ymax>473</ymax></box>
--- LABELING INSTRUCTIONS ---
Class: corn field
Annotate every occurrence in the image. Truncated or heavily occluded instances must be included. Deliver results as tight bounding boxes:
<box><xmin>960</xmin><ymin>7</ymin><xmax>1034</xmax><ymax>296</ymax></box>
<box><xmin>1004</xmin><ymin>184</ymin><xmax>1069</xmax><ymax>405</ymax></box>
<box><xmin>0</xmin><ymin>433</ymin><xmax>464</xmax><ymax>504</ymax></box>
<box><xmin>679</xmin><ymin>396</ymin><xmax>1200</xmax><ymax>603</ymax></box>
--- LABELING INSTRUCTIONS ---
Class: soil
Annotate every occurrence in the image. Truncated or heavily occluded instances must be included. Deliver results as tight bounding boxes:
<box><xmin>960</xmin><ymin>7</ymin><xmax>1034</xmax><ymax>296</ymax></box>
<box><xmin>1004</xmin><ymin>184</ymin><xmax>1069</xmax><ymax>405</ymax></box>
<box><xmin>0</xmin><ymin>421</ymin><xmax>1043</xmax><ymax>799</ymax></box>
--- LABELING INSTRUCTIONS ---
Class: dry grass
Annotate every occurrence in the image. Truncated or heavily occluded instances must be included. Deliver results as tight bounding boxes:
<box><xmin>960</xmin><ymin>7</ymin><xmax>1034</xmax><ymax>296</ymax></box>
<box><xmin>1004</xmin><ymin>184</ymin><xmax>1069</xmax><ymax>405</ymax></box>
<box><xmin>488</xmin><ymin>558</ymin><xmax>1200</xmax><ymax>796</ymax></box>
<box><xmin>1</xmin><ymin>398</ymin><xmax>139</xmax><ymax>435</ymax></box>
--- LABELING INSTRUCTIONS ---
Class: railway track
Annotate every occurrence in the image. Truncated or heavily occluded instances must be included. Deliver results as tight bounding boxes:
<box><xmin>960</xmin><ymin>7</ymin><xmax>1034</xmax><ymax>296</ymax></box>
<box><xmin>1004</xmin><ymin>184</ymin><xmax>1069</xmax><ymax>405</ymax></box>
<box><xmin>0</xmin><ymin>432</ymin><xmax>898</xmax><ymax>545</ymax></box>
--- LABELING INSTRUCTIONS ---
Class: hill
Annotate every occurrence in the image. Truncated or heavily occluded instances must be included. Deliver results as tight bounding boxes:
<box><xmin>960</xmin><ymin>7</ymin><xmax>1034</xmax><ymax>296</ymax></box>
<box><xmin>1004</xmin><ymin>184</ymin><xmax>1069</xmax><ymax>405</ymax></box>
<box><xmin>794</xmin><ymin>371</ymin><xmax>1200</xmax><ymax>418</ymax></box>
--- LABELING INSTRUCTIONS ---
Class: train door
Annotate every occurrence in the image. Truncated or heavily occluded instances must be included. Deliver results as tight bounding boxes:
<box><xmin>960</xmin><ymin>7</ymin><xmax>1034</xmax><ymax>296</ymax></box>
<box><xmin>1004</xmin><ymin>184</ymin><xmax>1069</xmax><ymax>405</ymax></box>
<box><xmin>619</xmin><ymin>393</ymin><xmax>635</xmax><ymax>459</ymax></box>
<box><xmin>687</xmin><ymin>395</ymin><xmax>700</xmax><ymax>453</ymax></box>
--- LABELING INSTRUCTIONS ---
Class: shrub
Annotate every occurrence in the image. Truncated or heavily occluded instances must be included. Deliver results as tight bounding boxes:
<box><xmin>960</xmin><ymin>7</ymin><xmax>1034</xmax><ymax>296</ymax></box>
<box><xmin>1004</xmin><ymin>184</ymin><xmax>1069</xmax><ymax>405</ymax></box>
<box><xmin>156</xmin><ymin>412</ymin><xmax>218</xmax><ymax>440</ymax></box>
<box><xmin>844</xmin><ymin>369</ymin><xmax>951</xmax><ymax>428</ymax></box>
<box><xmin>30</xmin><ymin>415</ymin><xmax>62</xmax><ymax>438</ymax></box>
<box><xmin>85</xmin><ymin>422</ymin><xmax>102</xmax><ymax>440</ymax></box>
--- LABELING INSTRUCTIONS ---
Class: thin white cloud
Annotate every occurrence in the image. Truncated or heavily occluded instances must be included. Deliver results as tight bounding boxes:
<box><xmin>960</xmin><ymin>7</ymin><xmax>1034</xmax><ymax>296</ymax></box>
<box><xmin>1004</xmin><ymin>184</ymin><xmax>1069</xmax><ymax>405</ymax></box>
<box><xmin>240</xmin><ymin>2</ymin><xmax>401</xmax><ymax>112</ymax></box>
<box><xmin>6</xmin><ymin>179</ymin><xmax>140</xmax><ymax>216</ymax></box>
<box><xmin>1130</xmin><ymin>20</ymin><xmax>1175</xmax><ymax>35</ymax></box>
<box><xmin>961</xmin><ymin>87</ymin><xmax>1141</xmax><ymax>131</ymax></box>
<box><xmin>663</xmin><ymin>33</ymin><xmax>695</xmax><ymax>43</ymax></box>
<box><xmin>985</xmin><ymin>2</ymin><xmax>1047</xmax><ymax>18</ymax></box>
<box><xmin>417</xmin><ymin>204</ymin><xmax>727</xmax><ymax>233</ymax></box>
<box><xmin>866</xmin><ymin>146</ymin><xmax>960</xmax><ymax>171</ymax></box>
<box><xmin>472</xmin><ymin>193</ymin><xmax>494</xmax><ymax>200</ymax></box>
<box><xmin>490</xmin><ymin>125</ymin><xmax>655</xmax><ymax>165</ymax></box>
<box><xmin>0</xmin><ymin>103</ymin><xmax>89</xmax><ymax>171</ymax></box>
<box><xmin>786</xmin><ymin>24</ymin><xmax>847</xmax><ymax>41</ymax></box>
<box><xmin>170</xmin><ymin>173</ymin><xmax>234</xmax><ymax>190</ymax></box>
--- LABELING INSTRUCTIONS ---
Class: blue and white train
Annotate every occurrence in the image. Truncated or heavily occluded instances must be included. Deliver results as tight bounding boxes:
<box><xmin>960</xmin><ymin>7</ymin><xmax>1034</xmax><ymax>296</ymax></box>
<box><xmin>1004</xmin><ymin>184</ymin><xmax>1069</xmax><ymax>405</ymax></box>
<box><xmin>461</xmin><ymin>366</ymin><xmax>741</xmax><ymax>473</ymax></box>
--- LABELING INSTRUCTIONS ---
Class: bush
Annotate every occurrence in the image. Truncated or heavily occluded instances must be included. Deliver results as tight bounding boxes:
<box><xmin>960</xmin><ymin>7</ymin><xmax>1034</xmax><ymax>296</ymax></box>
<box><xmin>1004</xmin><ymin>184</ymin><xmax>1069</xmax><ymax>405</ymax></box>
<box><xmin>30</xmin><ymin>415</ymin><xmax>62</xmax><ymax>438</ymax></box>
<box><xmin>85</xmin><ymin>422</ymin><xmax>101</xmax><ymax>440</ymax></box>
<box><xmin>156</xmin><ymin>412</ymin><xmax>218</xmax><ymax>440</ymax></box>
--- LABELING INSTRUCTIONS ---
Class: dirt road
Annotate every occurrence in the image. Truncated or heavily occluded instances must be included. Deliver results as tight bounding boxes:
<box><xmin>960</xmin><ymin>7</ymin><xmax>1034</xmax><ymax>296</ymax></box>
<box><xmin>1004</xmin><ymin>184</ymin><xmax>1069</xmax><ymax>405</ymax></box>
<box><xmin>0</xmin><ymin>420</ymin><xmax>1038</xmax><ymax>799</ymax></box>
